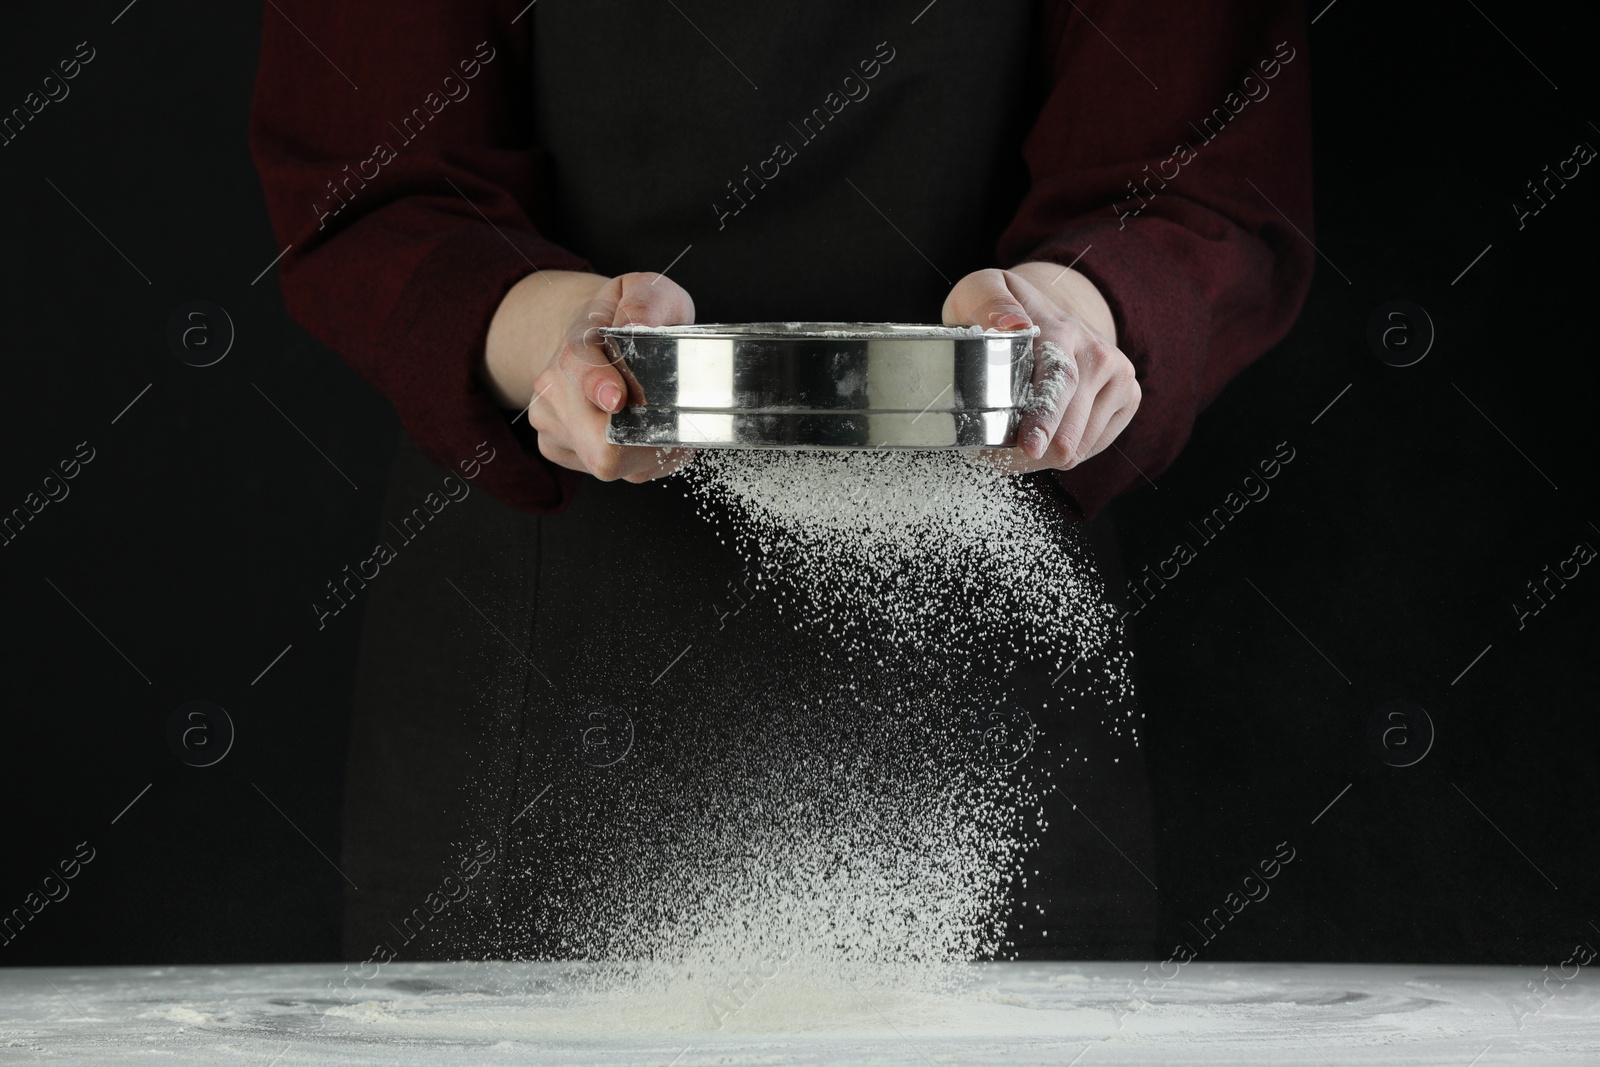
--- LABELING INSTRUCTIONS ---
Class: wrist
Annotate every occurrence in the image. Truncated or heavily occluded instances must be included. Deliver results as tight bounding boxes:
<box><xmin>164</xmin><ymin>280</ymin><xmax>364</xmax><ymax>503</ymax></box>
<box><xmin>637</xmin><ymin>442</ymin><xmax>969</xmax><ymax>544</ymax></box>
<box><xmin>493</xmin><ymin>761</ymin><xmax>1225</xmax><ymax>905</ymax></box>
<box><xmin>482</xmin><ymin>269</ymin><xmax>611</xmax><ymax>409</ymax></box>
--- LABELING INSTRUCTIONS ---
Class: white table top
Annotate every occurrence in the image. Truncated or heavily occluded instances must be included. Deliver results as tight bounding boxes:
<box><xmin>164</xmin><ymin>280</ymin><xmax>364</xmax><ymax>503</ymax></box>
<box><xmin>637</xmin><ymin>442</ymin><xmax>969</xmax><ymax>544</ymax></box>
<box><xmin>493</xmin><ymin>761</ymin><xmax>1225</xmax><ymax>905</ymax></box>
<box><xmin>2</xmin><ymin>960</ymin><xmax>1594</xmax><ymax>1065</ymax></box>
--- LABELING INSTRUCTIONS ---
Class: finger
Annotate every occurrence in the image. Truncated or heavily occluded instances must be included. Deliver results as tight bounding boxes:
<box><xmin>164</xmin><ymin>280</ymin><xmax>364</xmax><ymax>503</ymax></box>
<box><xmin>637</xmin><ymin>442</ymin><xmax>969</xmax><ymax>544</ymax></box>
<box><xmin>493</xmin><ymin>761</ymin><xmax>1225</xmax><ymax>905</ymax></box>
<box><xmin>528</xmin><ymin>369</ymin><xmax>612</xmax><ymax>467</ymax></box>
<box><xmin>565</xmin><ymin>275</ymin><xmax>696</xmax><ymax>414</ymax></box>
<box><xmin>1074</xmin><ymin>373</ymin><xmax>1141</xmax><ymax>466</ymax></box>
<box><xmin>1083</xmin><ymin>396</ymin><xmax>1140</xmax><ymax>464</ymax></box>
<box><xmin>941</xmin><ymin>268</ymin><xmax>1033</xmax><ymax>331</ymax></box>
<box><xmin>555</xmin><ymin>317</ymin><xmax>631</xmax><ymax>415</ymax></box>
<box><xmin>522</xmin><ymin>376</ymin><xmax>562</xmax><ymax>427</ymax></box>
<box><xmin>970</xmin><ymin>446</ymin><xmax>1034</xmax><ymax>475</ymax></box>
<box><xmin>1045</xmin><ymin>379</ymin><xmax>1099</xmax><ymax>469</ymax></box>
<box><xmin>623</xmin><ymin>447</ymin><xmax>696</xmax><ymax>483</ymax></box>
<box><xmin>536</xmin><ymin>275</ymin><xmax>700</xmax><ymax>481</ymax></box>
<box><xmin>1014</xmin><ymin>338</ymin><xmax>1079</xmax><ymax>460</ymax></box>
<box><xmin>576</xmin><ymin>437</ymin><xmax>677</xmax><ymax>481</ymax></box>
<box><xmin>562</xmin><ymin>388</ymin><xmax>636</xmax><ymax>480</ymax></box>
<box><xmin>561</xmin><ymin>382</ymin><xmax>684</xmax><ymax>482</ymax></box>
<box><xmin>1040</xmin><ymin>334</ymin><xmax>1132</xmax><ymax>467</ymax></box>
<box><xmin>534</xmin><ymin>381</ymin><xmax>673</xmax><ymax>482</ymax></box>
<box><xmin>527</xmin><ymin>370</ymin><xmax>568</xmax><ymax>435</ymax></box>
<box><xmin>982</xmin><ymin>393</ymin><xmax>1136</xmax><ymax>477</ymax></box>
<box><xmin>535</xmin><ymin>430</ymin><xmax>583</xmax><ymax>473</ymax></box>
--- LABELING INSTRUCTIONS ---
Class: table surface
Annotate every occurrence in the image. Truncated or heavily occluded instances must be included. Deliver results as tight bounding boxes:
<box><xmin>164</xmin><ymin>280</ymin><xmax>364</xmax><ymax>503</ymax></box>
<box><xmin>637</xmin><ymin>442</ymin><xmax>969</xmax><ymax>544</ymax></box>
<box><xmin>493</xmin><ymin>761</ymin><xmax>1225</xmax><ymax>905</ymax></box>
<box><xmin>2</xmin><ymin>960</ymin><xmax>1595</xmax><ymax>1065</ymax></box>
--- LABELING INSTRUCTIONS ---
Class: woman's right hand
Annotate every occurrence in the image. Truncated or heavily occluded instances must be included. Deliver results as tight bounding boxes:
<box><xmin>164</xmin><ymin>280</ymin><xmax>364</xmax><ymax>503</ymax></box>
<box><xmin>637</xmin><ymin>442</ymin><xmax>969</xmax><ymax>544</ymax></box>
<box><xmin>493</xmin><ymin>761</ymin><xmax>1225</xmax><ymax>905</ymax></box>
<box><xmin>484</xmin><ymin>270</ymin><xmax>696</xmax><ymax>483</ymax></box>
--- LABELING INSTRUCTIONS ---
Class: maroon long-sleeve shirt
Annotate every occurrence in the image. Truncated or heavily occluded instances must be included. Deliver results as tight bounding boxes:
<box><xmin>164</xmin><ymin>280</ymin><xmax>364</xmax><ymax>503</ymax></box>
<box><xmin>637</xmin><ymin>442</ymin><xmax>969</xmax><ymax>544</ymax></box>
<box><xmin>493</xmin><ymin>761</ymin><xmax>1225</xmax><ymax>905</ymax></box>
<box><xmin>249</xmin><ymin>1</ymin><xmax>1312</xmax><ymax>519</ymax></box>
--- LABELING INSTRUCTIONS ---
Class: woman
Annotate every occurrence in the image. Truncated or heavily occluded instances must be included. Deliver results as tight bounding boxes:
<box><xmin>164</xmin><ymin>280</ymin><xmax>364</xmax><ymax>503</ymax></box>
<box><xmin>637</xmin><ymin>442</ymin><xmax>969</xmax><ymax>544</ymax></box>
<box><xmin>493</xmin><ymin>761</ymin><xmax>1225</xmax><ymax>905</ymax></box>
<box><xmin>250</xmin><ymin>0</ymin><xmax>1312</xmax><ymax>964</ymax></box>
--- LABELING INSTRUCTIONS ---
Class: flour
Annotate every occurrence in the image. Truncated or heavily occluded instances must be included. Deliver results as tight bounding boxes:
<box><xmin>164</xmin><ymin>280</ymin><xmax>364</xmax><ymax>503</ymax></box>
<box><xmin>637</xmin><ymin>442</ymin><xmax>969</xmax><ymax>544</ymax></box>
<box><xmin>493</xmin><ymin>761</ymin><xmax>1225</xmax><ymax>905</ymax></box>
<box><xmin>497</xmin><ymin>678</ymin><xmax>1045</xmax><ymax>1023</ymax></box>
<box><xmin>460</xmin><ymin>448</ymin><xmax>1126</xmax><ymax>1032</ymax></box>
<box><xmin>677</xmin><ymin>448</ymin><xmax>1125</xmax><ymax>680</ymax></box>
<box><xmin>22</xmin><ymin>960</ymin><xmax>1600</xmax><ymax>1061</ymax></box>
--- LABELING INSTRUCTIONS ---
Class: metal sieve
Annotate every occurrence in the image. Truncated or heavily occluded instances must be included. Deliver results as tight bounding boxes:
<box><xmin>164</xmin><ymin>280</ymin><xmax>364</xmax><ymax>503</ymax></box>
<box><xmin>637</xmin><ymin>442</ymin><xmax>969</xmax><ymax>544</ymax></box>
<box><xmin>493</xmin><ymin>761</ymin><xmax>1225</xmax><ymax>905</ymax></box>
<box><xmin>600</xmin><ymin>322</ymin><xmax>1037</xmax><ymax>449</ymax></box>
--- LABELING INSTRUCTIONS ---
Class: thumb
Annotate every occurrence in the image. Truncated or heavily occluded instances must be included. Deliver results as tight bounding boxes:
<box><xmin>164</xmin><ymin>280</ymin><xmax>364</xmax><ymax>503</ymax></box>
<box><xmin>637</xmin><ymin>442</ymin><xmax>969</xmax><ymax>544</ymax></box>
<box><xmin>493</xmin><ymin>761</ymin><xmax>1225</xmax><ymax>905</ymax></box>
<box><xmin>595</xmin><ymin>273</ymin><xmax>696</xmax><ymax>413</ymax></box>
<box><xmin>565</xmin><ymin>274</ymin><xmax>695</xmax><ymax>414</ymax></box>
<box><xmin>560</xmin><ymin>311</ymin><xmax>630</xmax><ymax>414</ymax></box>
<box><xmin>613</xmin><ymin>271</ymin><xmax>696</xmax><ymax>329</ymax></box>
<box><xmin>942</xmin><ymin>268</ymin><xmax>1032</xmax><ymax>331</ymax></box>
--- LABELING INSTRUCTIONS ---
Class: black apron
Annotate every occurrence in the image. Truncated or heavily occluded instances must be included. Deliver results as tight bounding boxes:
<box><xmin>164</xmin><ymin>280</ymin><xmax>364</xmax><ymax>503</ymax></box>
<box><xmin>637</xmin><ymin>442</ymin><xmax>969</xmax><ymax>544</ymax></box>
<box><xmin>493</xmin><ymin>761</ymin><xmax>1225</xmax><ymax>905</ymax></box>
<box><xmin>339</xmin><ymin>0</ymin><xmax>1154</xmax><ymax>965</ymax></box>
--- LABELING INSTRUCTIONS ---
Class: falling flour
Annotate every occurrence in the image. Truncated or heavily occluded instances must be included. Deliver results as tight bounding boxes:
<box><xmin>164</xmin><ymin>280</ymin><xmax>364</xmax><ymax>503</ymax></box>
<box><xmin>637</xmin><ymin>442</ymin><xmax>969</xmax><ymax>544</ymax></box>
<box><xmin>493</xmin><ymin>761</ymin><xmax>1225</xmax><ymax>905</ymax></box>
<box><xmin>678</xmin><ymin>448</ymin><xmax>1125</xmax><ymax>679</ymax></box>
<box><xmin>449</xmin><ymin>448</ymin><xmax>1128</xmax><ymax>1033</ymax></box>
<box><xmin>520</xmin><ymin>679</ymin><xmax>1045</xmax><ymax>1030</ymax></box>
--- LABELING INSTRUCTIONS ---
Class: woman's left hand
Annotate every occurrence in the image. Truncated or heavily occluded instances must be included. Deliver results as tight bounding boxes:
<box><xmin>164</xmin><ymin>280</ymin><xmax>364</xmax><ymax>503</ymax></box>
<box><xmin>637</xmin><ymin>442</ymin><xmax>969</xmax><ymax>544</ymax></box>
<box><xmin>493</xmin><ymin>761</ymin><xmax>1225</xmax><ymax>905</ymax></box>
<box><xmin>941</xmin><ymin>262</ymin><xmax>1141</xmax><ymax>472</ymax></box>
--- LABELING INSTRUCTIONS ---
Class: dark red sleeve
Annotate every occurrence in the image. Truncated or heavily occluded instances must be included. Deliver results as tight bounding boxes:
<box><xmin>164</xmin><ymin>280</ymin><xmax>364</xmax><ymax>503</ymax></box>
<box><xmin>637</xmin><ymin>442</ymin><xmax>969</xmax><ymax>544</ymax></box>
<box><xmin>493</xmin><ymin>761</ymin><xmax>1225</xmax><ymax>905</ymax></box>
<box><xmin>999</xmin><ymin>0</ymin><xmax>1315</xmax><ymax>519</ymax></box>
<box><xmin>248</xmin><ymin>1</ymin><xmax>591</xmax><ymax>513</ymax></box>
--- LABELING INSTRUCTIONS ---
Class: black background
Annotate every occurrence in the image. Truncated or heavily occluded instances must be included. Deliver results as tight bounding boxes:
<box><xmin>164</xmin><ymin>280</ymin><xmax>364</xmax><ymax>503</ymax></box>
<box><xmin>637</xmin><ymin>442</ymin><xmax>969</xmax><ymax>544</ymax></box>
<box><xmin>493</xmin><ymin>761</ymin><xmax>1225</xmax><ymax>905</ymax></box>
<box><xmin>1</xmin><ymin>1</ymin><xmax>1595</xmax><ymax>966</ymax></box>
